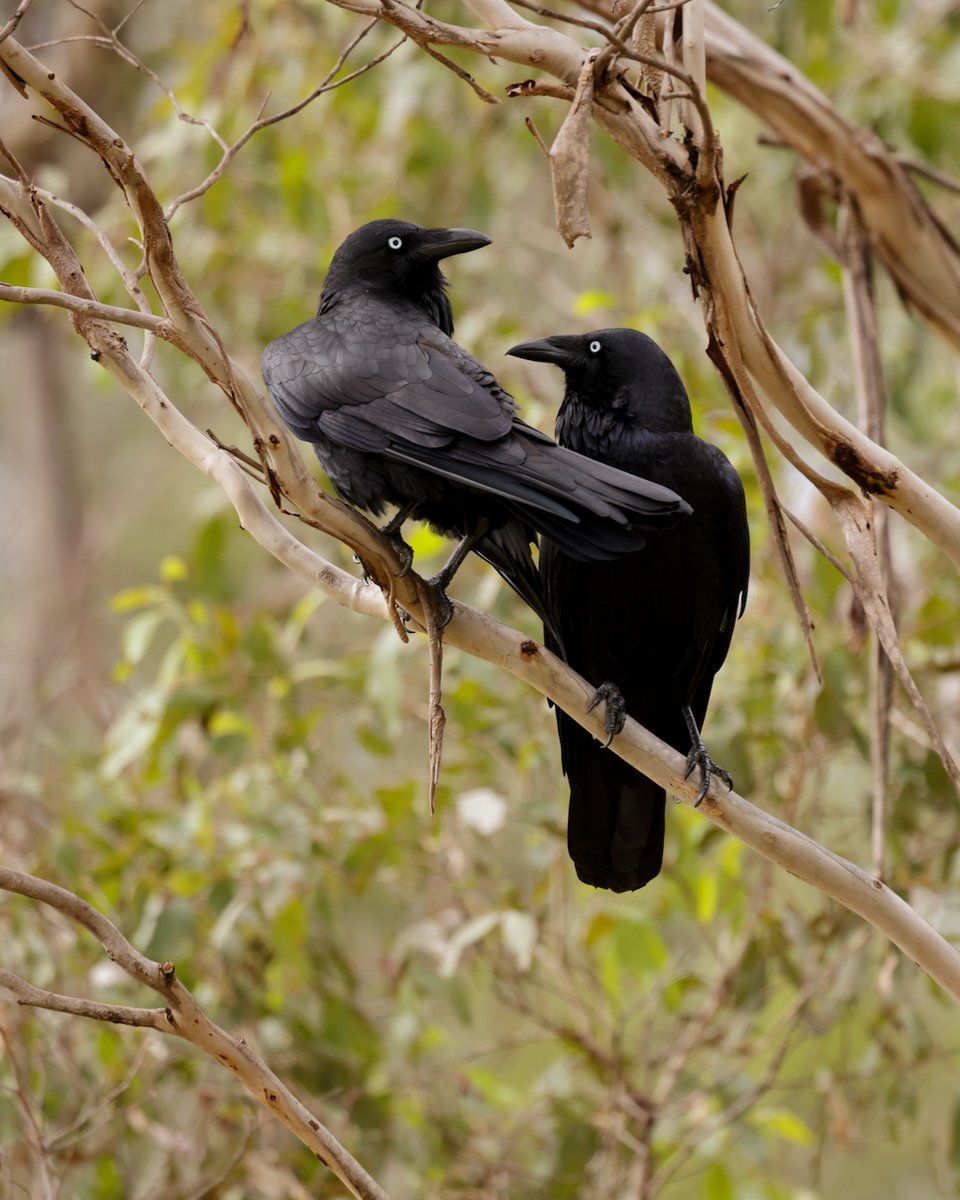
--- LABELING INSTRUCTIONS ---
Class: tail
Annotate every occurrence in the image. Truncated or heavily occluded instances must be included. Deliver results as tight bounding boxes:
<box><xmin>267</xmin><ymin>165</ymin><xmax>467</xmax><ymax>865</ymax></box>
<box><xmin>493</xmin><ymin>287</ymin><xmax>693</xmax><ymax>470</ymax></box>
<box><xmin>474</xmin><ymin>520</ymin><xmax>566</xmax><ymax>653</ymax></box>
<box><xmin>560</xmin><ymin>717</ymin><xmax>666</xmax><ymax>892</ymax></box>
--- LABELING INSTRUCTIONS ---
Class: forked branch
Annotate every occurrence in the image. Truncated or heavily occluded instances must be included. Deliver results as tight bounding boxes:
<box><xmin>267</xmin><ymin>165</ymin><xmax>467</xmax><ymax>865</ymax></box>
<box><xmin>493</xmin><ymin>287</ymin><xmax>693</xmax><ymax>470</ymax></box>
<box><xmin>0</xmin><ymin>869</ymin><xmax>392</xmax><ymax>1200</ymax></box>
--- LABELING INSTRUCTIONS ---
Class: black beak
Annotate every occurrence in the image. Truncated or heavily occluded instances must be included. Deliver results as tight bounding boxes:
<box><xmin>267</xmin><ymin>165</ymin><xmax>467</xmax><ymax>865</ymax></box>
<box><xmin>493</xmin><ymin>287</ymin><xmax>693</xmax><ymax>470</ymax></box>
<box><xmin>418</xmin><ymin>227</ymin><xmax>492</xmax><ymax>260</ymax></box>
<box><xmin>506</xmin><ymin>335</ymin><xmax>582</xmax><ymax>366</ymax></box>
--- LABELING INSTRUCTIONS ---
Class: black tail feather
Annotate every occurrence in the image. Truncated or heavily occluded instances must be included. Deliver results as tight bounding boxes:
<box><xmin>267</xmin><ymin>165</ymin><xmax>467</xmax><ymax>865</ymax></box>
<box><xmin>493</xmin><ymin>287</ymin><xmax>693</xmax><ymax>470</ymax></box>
<box><xmin>563</xmin><ymin>723</ymin><xmax>666</xmax><ymax>892</ymax></box>
<box><xmin>474</xmin><ymin>521</ymin><xmax>566</xmax><ymax>654</ymax></box>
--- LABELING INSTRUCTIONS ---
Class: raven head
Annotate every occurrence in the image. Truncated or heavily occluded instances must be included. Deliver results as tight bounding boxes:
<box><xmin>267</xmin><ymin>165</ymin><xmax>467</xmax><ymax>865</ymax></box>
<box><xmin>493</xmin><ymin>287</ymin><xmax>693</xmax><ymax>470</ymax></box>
<box><xmin>507</xmin><ymin>328</ymin><xmax>693</xmax><ymax>432</ymax></box>
<box><xmin>320</xmin><ymin>219</ymin><xmax>491</xmax><ymax>336</ymax></box>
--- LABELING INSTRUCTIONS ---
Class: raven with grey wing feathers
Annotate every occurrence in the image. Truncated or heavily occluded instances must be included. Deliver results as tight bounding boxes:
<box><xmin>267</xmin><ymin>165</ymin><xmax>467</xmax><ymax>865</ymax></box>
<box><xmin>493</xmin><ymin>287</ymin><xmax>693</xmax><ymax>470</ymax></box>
<box><xmin>261</xmin><ymin>221</ymin><xmax>690</xmax><ymax>628</ymax></box>
<box><xmin>508</xmin><ymin>329</ymin><xmax>749</xmax><ymax>893</ymax></box>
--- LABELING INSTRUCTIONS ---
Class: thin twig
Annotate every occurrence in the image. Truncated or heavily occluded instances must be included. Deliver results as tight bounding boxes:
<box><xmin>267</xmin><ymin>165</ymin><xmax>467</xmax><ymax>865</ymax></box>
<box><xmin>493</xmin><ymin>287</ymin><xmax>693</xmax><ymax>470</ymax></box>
<box><xmin>897</xmin><ymin>155</ymin><xmax>960</xmax><ymax>197</ymax></box>
<box><xmin>0</xmin><ymin>0</ymin><xmax>35</xmax><ymax>49</ymax></box>
<box><xmin>166</xmin><ymin>32</ymin><xmax>408</xmax><ymax>218</ymax></box>
<box><xmin>524</xmin><ymin>115</ymin><xmax>551</xmax><ymax>157</ymax></box>
<box><xmin>783</xmin><ymin>508</ymin><xmax>856</xmax><ymax>585</ymax></box>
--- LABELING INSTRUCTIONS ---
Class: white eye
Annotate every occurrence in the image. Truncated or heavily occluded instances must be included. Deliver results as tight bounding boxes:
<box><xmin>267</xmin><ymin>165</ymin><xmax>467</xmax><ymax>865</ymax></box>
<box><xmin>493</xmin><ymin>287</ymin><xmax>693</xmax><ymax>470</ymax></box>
<box><xmin>387</xmin><ymin>236</ymin><xmax>403</xmax><ymax>250</ymax></box>
<box><xmin>589</xmin><ymin>339</ymin><xmax>602</xmax><ymax>353</ymax></box>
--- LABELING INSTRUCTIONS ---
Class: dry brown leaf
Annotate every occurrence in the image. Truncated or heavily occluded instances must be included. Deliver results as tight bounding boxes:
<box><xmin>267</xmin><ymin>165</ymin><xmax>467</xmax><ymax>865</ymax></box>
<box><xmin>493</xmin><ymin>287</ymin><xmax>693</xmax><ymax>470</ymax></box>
<box><xmin>549</xmin><ymin>50</ymin><xmax>597</xmax><ymax>247</ymax></box>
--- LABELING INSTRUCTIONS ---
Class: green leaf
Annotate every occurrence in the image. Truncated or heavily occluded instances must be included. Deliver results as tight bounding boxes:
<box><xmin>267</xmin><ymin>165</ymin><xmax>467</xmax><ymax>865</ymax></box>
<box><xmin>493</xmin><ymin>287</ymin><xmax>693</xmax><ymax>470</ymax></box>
<box><xmin>949</xmin><ymin>1094</ymin><xmax>960</xmax><ymax>1168</ymax></box>
<box><xmin>695</xmin><ymin>874</ymin><xmax>719</xmax><ymax>924</ymax></box>
<box><xmin>208</xmin><ymin>709</ymin><xmax>254</xmax><ymax>739</ymax></box>
<box><xmin>752</xmin><ymin>1107</ymin><xmax>813</xmax><ymax>1146</ymax></box>
<box><xmin>705</xmin><ymin>1162</ymin><xmax>734</xmax><ymax>1200</ymax></box>
<box><xmin>159</xmin><ymin>555</ymin><xmax>188</xmax><ymax>582</ymax></box>
<box><xmin>121</xmin><ymin>609</ymin><xmax>166</xmax><ymax>665</ymax></box>
<box><xmin>110</xmin><ymin>585</ymin><xmax>162</xmax><ymax>613</ymax></box>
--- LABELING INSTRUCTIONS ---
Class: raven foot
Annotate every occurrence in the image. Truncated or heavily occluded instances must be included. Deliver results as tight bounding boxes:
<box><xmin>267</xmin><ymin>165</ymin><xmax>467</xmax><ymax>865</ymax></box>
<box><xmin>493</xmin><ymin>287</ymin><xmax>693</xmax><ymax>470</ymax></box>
<box><xmin>422</xmin><ymin>578</ymin><xmax>455</xmax><ymax>630</ymax></box>
<box><xmin>386</xmin><ymin>536</ymin><xmax>414</xmax><ymax>578</ymax></box>
<box><xmin>682</xmin><ymin>706</ymin><xmax>733</xmax><ymax>808</ymax></box>
<box><xmin>588</xmin><ymin>681</ymin><xmax>627</xmax><ymax>748</ymax></box>
<box><xmin>354</xmin><ymin>541</ymin><xmax>412</xmax><ymax>582</ymax></box>
<box><xmin>399</xmin><ymin>584</ymin><xmax>453</xmax><ymax>632</ymax></box>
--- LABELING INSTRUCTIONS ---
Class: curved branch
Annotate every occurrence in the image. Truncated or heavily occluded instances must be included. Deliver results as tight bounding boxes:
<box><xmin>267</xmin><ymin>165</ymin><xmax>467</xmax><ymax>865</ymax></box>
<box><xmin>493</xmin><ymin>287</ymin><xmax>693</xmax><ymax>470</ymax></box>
<box><xmin>0</xmin><ymin>869</ymin><xmax>392</xmax><ymax>1200</ymax></box>
<box><xmin>84</xmin><ymin>333</ymin><xmax>960</xmax><ymax>1004</ymax></box>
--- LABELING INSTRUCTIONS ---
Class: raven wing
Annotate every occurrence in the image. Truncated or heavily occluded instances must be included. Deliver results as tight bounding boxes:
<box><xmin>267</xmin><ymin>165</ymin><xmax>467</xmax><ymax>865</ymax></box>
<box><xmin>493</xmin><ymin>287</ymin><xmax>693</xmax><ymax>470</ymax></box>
<box><xmin>261</xmin><ymin>306</ymin><xmax>516</xmax><ymax>452</ymax></box>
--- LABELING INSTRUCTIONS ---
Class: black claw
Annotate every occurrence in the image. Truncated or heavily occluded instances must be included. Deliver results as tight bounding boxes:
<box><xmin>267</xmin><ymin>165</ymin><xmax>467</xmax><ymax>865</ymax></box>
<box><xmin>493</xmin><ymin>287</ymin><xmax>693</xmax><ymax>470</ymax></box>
<box><xmin>683</xmin><ymin>742</ymin><xmax>733</xmax><ymax>808</ymax></box>
<box><xmin>681</xmin><ymin>704</ymin><xmax>732</xmax><ymax>808</ymax></box>
<box><xmin>398</xmin><ymin>584</ymin><xmax>453</xmax><ymax>633</ymax></box>
<box><xmin>425</xmin><ymin>577</ymin><xmax>455</xmax><ymax>629</ymax></box>
<box><xmin>587</xmin><ymin>681</ymin><xmax>627</xmax><ymax>748</ymax></box>
<box><xmin>390</xmin><ymin>537</ymin><xmax>414</xmax><ymax>578</ymax></box>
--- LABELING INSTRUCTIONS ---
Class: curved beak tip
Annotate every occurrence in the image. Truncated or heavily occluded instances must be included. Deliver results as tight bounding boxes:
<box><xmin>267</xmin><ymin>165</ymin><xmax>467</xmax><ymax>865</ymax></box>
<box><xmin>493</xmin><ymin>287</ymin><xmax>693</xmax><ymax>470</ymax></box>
<box><xmin>506</xmin><ymin>338</ymin><xmax>566</xmax><ymax>364</ymax></box>
<box><xmin>423</xmin><ymin>227</ymin><xmax>492</xmax><ymax>259</ymax></box>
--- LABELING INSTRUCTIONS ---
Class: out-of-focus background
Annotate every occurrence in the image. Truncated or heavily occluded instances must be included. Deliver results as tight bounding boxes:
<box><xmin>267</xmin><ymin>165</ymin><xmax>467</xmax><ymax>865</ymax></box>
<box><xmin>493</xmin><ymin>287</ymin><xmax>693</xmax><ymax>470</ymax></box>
<box><xmin>2</xmin><ymin>1</ymin><xmax>960</xmax><ymax>1196</ymax></box>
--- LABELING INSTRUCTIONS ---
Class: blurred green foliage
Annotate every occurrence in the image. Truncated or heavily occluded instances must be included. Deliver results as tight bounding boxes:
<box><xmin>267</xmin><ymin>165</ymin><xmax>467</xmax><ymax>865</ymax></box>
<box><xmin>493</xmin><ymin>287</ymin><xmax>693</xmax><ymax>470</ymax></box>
<box><xmin>2</xmin><ymin>0</ymin><xmax>960</xmax><ymax>1197</ymax></box>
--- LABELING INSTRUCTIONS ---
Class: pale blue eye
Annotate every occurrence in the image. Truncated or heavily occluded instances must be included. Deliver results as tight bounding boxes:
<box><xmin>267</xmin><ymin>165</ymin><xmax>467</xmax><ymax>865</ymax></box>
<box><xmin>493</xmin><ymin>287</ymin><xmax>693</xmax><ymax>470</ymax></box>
<box><xmin>589</xmin><ymin>340</ymin><xmax>601</xmax><ymax>353</ymax></box>
<box><xmin>387</xmin><ymin>236</ymin><xmax>403</xmax><ymax>250</ymax></box>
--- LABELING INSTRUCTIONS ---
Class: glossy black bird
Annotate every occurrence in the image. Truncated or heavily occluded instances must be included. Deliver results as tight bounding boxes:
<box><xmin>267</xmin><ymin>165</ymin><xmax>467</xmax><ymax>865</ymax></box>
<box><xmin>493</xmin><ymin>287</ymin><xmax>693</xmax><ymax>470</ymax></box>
<box><xmin>508</xmin><ymin>328</ymin><xmax>749</xmax><ymax>892</ymax></box>
<box><xmin>261</xmin><ymin>221</ymin><xmax>690</xmax><ymax>628</ymax></box>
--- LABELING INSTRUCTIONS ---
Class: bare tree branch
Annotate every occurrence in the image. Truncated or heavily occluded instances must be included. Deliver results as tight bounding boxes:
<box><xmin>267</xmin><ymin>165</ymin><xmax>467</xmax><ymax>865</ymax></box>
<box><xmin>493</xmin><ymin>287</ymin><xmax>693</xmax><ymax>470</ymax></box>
<box><xmin>0</xmin><ymin>281</ymin><xmax>166</xmax><ymax>330</ymax></box>
<box><xmin>0</xmin><ymin>0</ymin><xmax>35</xmax><ymax>49</ymax></box>
<box><xmin>0</xmin><ymin>869</ymin><xmax>393</xmax><ymax>1200</ymax></box>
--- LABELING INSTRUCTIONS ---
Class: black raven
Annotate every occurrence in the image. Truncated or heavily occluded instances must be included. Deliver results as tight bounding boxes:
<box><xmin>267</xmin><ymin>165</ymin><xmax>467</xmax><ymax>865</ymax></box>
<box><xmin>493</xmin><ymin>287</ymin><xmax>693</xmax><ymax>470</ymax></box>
<box><xmin>507</xmin><ymin>328</ymin><xmax>749</xmax><ymax>892</ymax></box>
<box><xmin>261</xmin><ymin>220</ymin><xmax>690</xmax><ymax>628</ymax></box>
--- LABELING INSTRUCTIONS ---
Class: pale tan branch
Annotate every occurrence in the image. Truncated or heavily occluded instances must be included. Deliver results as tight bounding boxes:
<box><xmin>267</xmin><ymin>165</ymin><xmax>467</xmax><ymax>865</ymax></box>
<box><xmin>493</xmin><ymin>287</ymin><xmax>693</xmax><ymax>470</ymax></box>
<box><xmin>841</xmin><ymin>206</ymin><xmax>894</xmax><ymax>880</ymax></box>
<box><xmin>0</xmin><ymin>971</ymin><xmax>168</xmax><ymax>1028</ymax></box>
<box><xmin>0</xmin><ymin>282</ymin><xmax>166</xmax><ymax>330</ymax></box>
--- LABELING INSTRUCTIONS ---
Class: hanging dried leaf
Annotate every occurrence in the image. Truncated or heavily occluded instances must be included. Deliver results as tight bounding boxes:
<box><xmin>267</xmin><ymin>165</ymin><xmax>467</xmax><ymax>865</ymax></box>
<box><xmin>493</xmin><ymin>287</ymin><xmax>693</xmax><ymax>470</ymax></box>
<box><xmin>550</xmin><ymin>50</ymin><xmax>597</xmax><ymax>248</ymax></box>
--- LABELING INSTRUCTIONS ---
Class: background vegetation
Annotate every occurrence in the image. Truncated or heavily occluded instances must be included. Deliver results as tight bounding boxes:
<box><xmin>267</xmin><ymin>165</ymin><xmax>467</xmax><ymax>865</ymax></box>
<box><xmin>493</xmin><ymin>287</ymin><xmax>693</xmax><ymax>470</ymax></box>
<box><xmin>2</xmin><ymin>1</ymin><xmax>960</xmax><ymax>1196</ymax></box>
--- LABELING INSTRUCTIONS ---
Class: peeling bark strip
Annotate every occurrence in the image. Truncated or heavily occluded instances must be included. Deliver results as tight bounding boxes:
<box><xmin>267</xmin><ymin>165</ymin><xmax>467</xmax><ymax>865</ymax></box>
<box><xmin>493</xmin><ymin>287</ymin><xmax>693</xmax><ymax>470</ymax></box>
<box><xmin>828</xmin><ymin>439</ymin><xmax>899</xmax><ymax>496</ymax></box>
<box><xmin>549</xmin><ymin>48</ymin><xmax>597</xmax><ymax>245</ymax></box>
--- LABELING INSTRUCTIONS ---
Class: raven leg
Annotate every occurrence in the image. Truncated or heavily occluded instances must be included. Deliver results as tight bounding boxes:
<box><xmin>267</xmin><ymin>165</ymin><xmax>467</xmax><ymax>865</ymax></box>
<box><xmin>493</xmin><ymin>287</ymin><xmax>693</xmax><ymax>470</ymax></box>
<box><xmin>429</xmin><ymin>520</ymin><xmax>490</xmax><ymax>592</ymax></box>
<box><xmin>378</xmin><ymin>502</ymin><xmax>417</xmax><ymax>577</ymax></box>
<box><xmin>587</xmin><ymin>681</ymin><xmax>627</xmax><ymax>748</ymax></box>
<box><xmin>682</xmin><ymin>706</ymin><xmax>733</xmax><ymax>808</ymax></box>
<box><xmin>423</xmin><ymin>519</ymin><xmax>491</xmax><ymax>628</ymax></box>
